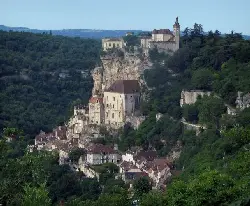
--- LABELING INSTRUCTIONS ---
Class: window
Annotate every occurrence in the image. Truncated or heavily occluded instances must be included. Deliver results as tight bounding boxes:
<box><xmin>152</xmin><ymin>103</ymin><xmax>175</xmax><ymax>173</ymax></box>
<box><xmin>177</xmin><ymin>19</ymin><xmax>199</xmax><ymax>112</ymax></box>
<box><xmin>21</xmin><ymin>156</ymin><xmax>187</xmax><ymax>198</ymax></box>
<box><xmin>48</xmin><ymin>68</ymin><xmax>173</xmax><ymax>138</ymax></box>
<box><xmin>106</xmin><ymin>104</ymin><xmax>109</xmax><ymax>107</ymax></box>
<box><xmin>113</xmin><ymin>104</ymin><xmax>114</xmax><ymax>108</ymax></box>
<box><xmin>109</xmin><ymin>43</ymin><xmax>111</xmax><ymax>46</ymax></box>
<box><xmin>96</xmin><ymin>100</ymin><xmax>99</xmax><ymax>103</ymax></box>
<box><xmin>112</xmin><ymin>113</ymin><xmax>114</xmax><ymax>118</ymax></box>
<box><xmin>107</xmin><ymin>96</ymin><xmax>108</xmax><ymax>100</ymax></box>
<box><xmin>106</xmin><ymin>112</ymin><xmax>108</xmax><ymax>117</ymax></box>
<box><xmin>113</xmin><ymin>97</ymin><xmax>115</xmax><ymax>101</ymax></box>
<box><xmin>119</xmin><ymin>112</ymin><xmax>121</xmax><ymax>117</ymax></box>
<box><xmin>96</xmin><ymin>121</ymin><xmax>98</xmax><ymax>124</ymax></box>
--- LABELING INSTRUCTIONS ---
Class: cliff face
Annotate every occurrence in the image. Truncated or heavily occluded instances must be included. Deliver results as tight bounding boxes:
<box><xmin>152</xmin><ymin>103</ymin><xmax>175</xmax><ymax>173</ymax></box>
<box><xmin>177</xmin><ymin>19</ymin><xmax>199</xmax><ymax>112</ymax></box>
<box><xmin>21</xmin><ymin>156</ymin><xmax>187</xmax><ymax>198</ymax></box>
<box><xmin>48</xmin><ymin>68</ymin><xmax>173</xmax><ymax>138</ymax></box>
<box><xmin>92</xmin><ymin>53</ymin><xmax>151</xmax><ymax>96</ymax></box>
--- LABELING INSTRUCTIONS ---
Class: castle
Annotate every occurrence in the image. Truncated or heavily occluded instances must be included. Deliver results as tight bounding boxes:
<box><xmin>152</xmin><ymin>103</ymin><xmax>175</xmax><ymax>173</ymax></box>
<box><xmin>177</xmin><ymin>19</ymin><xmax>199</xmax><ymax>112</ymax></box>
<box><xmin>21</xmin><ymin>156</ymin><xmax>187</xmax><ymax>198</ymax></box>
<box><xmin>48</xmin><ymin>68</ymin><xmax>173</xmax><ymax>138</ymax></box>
<box><xmin>141</xmin><ymin>17</ymin><xmax>180</xmax><ymax>54</ymax></box>
<box><xmin>101</xmin><ymin>17</ymin><xmax>180</xmax><ymax>55</ymax></box>
<box><xmin>70</xmin><ymin>17</ymin><xmax>181</xmax><ymax>132</ymax></box>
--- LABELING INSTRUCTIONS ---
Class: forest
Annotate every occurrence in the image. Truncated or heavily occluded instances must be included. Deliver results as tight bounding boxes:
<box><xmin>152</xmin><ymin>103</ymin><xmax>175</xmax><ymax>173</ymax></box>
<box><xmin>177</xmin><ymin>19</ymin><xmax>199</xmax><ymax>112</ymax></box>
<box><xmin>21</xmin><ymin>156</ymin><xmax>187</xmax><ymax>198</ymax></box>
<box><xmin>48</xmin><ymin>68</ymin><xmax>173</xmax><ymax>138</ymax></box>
<box><xmin>1</xmin><ymin>25</ymin><xmax>250</xmax><ymax>205</ymax></box>
<box><xmin>0</xmin><ymin>30</ymin><xmax>101</xmax><ymax>139</ymax></box>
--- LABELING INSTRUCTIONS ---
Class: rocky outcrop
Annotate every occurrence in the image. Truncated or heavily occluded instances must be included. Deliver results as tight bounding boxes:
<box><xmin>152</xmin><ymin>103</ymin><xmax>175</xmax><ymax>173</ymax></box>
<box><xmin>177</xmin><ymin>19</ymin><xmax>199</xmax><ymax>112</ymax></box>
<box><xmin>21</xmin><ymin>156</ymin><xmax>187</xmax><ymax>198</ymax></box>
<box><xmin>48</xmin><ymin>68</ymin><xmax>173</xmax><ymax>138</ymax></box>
<box><xmin>94</xmin><ymin>52</ymin><xmax>150</xmax><ymax>94</ymax></box>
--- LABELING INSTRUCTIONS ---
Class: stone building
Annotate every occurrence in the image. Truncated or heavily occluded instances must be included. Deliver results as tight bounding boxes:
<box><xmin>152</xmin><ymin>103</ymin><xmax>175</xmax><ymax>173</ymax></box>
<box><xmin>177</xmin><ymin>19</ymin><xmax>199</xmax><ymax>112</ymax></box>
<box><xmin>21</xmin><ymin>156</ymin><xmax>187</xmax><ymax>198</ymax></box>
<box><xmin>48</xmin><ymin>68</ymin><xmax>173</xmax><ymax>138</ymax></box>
<box><xmin>91</xmin><ymin>67</ymin><xmax>103</xmax><ymax>96</ymax></box>
<box><xmin>86</xmin><ymin>144</ymin><xmax>118</xmax><ymax>165</ymax></box>
<box><xmin>141</xmin><ymin>17</ymin><xmax>180</xmax><ymax>54</ymax></box>
<box><xmin>102</xmin><ymin>38</ymin><xmax>124</xmax><ymax>51</ymax></box>
<box><xmin>235</xmin><ymin>91</ymin><xmax>250</xmax><ymax>110</ymax></box>
<box><xmin>88</xmin><ymin>96</ymin><xmax>104</xmax><ymax>125</ymax></box>
<box><xmin>104</xmin><ymin>80</ymin><xmax>140</xmax><ymax>128</ymax></box>
<box><xmin>180</xmin><ymin>90</ymin><xmax>212</xmax><ymax>107</ymax></box>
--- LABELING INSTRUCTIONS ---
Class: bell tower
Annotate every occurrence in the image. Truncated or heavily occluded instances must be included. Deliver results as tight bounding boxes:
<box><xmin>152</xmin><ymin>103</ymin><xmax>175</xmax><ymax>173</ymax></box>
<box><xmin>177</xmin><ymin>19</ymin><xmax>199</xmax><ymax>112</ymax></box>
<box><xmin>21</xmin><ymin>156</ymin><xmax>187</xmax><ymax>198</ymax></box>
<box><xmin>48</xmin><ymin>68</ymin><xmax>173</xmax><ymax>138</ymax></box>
<box><xmin>173</xmin><ymin>17</ymin><xmax>180</xmax><ymax>50</ymax></box>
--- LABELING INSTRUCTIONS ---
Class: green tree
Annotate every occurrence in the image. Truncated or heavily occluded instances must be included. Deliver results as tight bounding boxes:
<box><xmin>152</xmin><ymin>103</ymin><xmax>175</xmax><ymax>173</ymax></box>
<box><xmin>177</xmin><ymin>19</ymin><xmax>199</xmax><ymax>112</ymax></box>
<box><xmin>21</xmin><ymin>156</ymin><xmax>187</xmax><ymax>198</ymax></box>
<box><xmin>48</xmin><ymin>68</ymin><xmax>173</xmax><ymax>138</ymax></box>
<box><xmin>182</xmin><ymin>104</ymin><xmax>199</xmax><ymax>123</ymax></box>
<box><xmin>140</xmin><ymin>191</ymin><xmax>167</xmax><ymax>206</ymax></box>
<box><xmin>68</xmin><ymin>148</ymin><xmax>86</xmax><ymax>163</ymax></box>
<box><xmin>197</xmin><ymin>96</ymin><xmax>226</xmax><ymax>127</ymax></box>
<box><xmin>22</xmin><ymin>184</ymin><xmax>52</xmax><ymax>206</ymax></box>
<box><xmin>133</xmin><ymin>177</ymin><xmax>152</xmax><ymax>197</ymax></box>
<box><xmin>191</xmin><ymin>69</ymin><xmax>214</xmax><ymax>90</ymax></box>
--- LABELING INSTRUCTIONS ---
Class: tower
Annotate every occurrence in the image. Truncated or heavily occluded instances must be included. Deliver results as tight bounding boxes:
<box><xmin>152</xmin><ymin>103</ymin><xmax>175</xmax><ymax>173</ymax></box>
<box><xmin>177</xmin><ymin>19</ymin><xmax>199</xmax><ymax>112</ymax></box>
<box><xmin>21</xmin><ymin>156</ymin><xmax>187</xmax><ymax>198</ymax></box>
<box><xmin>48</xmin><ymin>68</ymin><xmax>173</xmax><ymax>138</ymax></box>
<box><xmin>173</xmin><ymin>17</ymin><xmax>180</xmax><ymax>51</ymax></box>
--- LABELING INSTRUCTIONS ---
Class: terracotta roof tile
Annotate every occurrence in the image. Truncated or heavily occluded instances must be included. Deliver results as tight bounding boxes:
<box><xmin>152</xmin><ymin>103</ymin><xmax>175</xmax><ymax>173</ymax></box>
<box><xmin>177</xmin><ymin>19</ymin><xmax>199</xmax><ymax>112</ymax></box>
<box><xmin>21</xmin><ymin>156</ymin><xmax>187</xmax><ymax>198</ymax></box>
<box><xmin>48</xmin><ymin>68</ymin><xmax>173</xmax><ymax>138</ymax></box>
<box><xmin>89</xmin><ymin>96</ymin><xmax>103</xmax><ymax>104</ymax></box>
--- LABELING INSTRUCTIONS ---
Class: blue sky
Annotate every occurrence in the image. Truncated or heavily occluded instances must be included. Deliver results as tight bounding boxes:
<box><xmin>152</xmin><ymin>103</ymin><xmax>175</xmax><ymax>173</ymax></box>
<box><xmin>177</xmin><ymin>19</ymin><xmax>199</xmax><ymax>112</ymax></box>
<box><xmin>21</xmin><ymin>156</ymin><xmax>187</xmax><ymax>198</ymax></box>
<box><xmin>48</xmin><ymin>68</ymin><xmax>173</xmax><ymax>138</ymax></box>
<box><xmin>1</xmin><ymin>0</ymin><xmax>249</xmax><ymax>34</ymax></box>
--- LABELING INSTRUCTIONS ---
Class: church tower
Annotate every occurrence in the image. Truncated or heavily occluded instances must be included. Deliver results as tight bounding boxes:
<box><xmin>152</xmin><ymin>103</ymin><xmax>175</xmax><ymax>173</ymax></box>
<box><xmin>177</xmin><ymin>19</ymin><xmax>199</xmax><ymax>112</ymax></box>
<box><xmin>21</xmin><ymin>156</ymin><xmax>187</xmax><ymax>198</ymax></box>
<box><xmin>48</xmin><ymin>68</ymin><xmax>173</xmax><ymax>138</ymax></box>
<box><xmin>173</xmin><ymin>17</ymin><xmax>180</xmax><ymax>50</ymax></box>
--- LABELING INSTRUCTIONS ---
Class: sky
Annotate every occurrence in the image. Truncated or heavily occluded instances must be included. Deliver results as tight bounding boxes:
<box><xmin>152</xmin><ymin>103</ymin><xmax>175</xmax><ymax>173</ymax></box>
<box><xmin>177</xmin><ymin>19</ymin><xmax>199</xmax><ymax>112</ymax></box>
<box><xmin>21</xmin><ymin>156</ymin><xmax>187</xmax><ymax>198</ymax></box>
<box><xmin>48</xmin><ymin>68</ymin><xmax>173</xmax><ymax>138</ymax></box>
<box><xmin>1</xmin><ymin>0</ymin><xmax>250</xmax><ymax>34</ymax></box>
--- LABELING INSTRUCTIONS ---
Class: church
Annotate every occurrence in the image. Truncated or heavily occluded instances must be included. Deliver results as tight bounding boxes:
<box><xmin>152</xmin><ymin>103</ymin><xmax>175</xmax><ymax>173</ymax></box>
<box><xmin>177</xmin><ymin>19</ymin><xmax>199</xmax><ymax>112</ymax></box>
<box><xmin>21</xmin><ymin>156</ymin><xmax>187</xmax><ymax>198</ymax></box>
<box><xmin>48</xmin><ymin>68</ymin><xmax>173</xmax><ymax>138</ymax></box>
<box><xmin>141</xmin><ymin>17</ymin><xmax>180</xmax><ymax>54</ymax></box>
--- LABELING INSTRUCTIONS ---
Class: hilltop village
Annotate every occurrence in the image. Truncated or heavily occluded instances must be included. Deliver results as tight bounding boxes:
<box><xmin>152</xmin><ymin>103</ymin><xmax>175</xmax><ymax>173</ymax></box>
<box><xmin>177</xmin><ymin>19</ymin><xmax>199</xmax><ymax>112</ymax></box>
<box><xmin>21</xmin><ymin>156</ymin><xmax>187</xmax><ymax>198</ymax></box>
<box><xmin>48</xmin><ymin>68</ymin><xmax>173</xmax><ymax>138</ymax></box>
<box><xmin>28</xmin><ymin>17</ymin><xmax>250</xmax><ymax>191</ymax></box>
<box><xmin>28</xmin><ymin>17</ymin><xmax>181</xmax><ymax>190</ymax></box>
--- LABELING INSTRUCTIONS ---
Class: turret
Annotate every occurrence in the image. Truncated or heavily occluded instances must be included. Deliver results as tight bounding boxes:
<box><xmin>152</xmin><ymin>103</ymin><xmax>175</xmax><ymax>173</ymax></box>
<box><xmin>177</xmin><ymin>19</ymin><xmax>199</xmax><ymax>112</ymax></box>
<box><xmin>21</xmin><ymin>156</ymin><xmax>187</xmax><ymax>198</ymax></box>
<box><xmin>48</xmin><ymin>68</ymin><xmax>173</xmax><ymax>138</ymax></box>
<box><xmin>173</xmin><ymin>17</ymin><xmax>180</xmax><ymax>50</ymax></box>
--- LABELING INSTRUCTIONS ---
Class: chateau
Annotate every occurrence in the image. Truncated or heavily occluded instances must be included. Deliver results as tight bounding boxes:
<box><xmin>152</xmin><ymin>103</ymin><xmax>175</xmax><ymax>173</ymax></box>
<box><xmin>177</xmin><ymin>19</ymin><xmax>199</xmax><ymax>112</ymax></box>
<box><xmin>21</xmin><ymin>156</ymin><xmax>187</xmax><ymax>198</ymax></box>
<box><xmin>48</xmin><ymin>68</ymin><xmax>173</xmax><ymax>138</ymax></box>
<box><xmin>141</xmin><ymin>17</ymin><xmax>180</xmax><ymax>54</ymax></box>
<box><xmin>101</xmin><ymin>17</ymin><xmax>180</xmax><ymax>55</ymax></box>
<box><xmin>102</xmin><ymin>38</ymin><xmax>125</xmax><ymax>51</ymax></box>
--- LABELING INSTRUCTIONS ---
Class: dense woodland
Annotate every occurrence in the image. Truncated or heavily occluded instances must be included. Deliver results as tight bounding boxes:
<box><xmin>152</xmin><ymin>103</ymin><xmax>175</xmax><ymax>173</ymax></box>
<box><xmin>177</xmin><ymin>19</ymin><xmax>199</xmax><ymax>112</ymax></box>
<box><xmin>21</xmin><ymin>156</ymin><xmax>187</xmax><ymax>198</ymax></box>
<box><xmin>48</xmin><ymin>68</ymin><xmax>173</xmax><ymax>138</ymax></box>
<box><xmin>1</xmin><ymin>25</ymin><xmax>250</xmax><ymax>205</ymax></box>
<box><xmin>0</xmin><ymin>30</ymin><xmax>101</xmax><ymax>139</ymax></box>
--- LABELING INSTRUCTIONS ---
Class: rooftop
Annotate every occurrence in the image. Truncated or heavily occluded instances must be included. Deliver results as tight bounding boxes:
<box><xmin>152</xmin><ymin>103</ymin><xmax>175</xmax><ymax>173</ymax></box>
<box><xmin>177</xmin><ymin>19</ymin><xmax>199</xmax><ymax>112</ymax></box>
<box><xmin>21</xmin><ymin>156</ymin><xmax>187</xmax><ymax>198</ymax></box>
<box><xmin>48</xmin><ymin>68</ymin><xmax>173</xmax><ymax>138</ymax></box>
<box><xmin>105</xmin><ymin>80</ymin><xmax>140</xmax><ymax>94</ymax></box>
<box><xmin>152</xmin><ymin>29</ymin><xmax>173</xmax><ymax>35</ymax></box>
<box><xmin>87</xmin><ymin>144</ymin><xmax>115</xmax><ymax>154</ymax></box>
<box><xmin>89</xmin><ymin>96</ymin><xmax>103</xmax><ymax>104</ymax></box>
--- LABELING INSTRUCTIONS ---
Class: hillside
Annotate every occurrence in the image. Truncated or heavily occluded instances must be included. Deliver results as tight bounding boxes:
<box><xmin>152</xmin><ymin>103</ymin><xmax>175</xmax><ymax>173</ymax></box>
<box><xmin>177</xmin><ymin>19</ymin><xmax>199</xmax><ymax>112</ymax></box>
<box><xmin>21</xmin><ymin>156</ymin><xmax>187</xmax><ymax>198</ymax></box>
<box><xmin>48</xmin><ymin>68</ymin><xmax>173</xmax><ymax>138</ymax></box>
<box><xmin>118</xmin><ymin>27</ymin><xmax>250</xmax><ymax>205</ymax></box>
<box><xmin>1</xmin><ymin>26</ymin><xmax>250</xmax><ymax>206</ymax></box>
<box><xmin>0</xmin><ymin>25</ymin><xmax>144</xmax><ymax>39</ymax></box>
<box><xmin>0</xmin><ymin>30</ymin><xmax>101</xmax><ymax>138</ymax></box>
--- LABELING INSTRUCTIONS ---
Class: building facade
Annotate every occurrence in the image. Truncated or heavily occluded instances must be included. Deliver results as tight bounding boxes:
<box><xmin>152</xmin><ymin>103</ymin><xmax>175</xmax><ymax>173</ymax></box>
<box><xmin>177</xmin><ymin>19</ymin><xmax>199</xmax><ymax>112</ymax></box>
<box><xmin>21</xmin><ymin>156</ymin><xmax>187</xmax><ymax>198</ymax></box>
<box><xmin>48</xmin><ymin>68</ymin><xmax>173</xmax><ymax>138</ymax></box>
<box><xmin>180</xmin><ymin>90</ymin><xmax>212</xmax><ymax>107</ymax></box>
<box><xmin>88</xmin><ymin>96</ymin><xmax>104</xmax><ymax>125</ymax></box>
<box><xmin>103</xmin><ymin>80</ymin><xmax>140</xmax><ymax>127</ymax></box>
<box><xmin>102</xmin><ymin>38</ymin><xmax>125</xmax><ymax>51</ymax></box>
<box><xmin>141</xmin><ymin>17</ymin><xmax>180</xmax><ymax>54</ymax></box>
<box><xmin>86</xmin><ymin>144</ymin><xmax>118</xmax><ymax>165</ymax></box>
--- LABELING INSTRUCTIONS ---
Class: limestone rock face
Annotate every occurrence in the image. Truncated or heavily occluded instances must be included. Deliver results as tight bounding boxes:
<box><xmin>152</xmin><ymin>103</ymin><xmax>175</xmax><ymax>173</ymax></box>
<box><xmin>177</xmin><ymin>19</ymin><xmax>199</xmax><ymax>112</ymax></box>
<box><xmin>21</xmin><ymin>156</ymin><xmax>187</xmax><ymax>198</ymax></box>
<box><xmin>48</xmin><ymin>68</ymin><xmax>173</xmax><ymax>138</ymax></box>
<box><xmin>95</xmin><ymin>53</ymin><xmax>149</xmax><ymax>94</ymax></box>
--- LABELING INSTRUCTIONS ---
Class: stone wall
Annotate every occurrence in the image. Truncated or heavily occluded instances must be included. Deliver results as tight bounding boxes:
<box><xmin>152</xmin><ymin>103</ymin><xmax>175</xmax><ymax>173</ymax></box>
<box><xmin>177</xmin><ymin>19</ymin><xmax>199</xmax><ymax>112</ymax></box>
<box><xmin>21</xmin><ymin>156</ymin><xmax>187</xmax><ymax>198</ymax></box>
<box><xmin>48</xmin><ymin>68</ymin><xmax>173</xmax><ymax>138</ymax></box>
<box><xmin>235</xmin><ymin>91</ymin><xmax>250</xmax><ymax>110</ymax></box>
<box><xmin>149</xmin><ymin>41</ymin><xmax>178</xmax><ymax>53</ymax></box>
<box><xmin>180</xmin><ymin>90</ymin><xmax>212</xmax><ymax>107</ymax></box>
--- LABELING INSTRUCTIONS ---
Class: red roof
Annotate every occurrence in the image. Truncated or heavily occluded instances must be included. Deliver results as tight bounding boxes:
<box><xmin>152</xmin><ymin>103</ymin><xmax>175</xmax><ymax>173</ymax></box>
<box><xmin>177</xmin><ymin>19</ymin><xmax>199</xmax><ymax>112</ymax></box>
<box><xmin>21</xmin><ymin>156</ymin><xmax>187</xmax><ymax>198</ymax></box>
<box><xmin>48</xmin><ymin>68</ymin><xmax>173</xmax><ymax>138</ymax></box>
<box><xmin>89</xmin><ymin>96</ymin><xmax>103</xmax><ymax>104</ymax></box>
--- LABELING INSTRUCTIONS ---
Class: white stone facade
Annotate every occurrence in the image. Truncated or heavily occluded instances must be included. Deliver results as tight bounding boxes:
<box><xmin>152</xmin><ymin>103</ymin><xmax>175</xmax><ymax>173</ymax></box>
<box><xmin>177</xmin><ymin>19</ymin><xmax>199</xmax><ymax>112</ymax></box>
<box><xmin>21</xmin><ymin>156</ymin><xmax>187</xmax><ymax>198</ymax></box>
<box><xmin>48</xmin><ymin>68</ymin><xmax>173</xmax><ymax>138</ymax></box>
<box><xmin>141</xmin><ymin>17</ymin><xmax>180</xmax><ymax>54</ymax></box>
<box><xmin>86</xmin><ymin>153</ymin><xmax>118</xmax><ymax>165</ymax></box>
<box><xmin>102</xmin><ymin>38</ymin><xmax>124</xmax><ymax>51</ymax></box>
<box><xmin>88</xmin><ymin>96</ymin><xmax>104</xmax><ymax>125</ymax></box>
<box><xmin>104</xmin><ymin>92</ymin><xmax>140</xmax><ymax>127</ymax></box>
